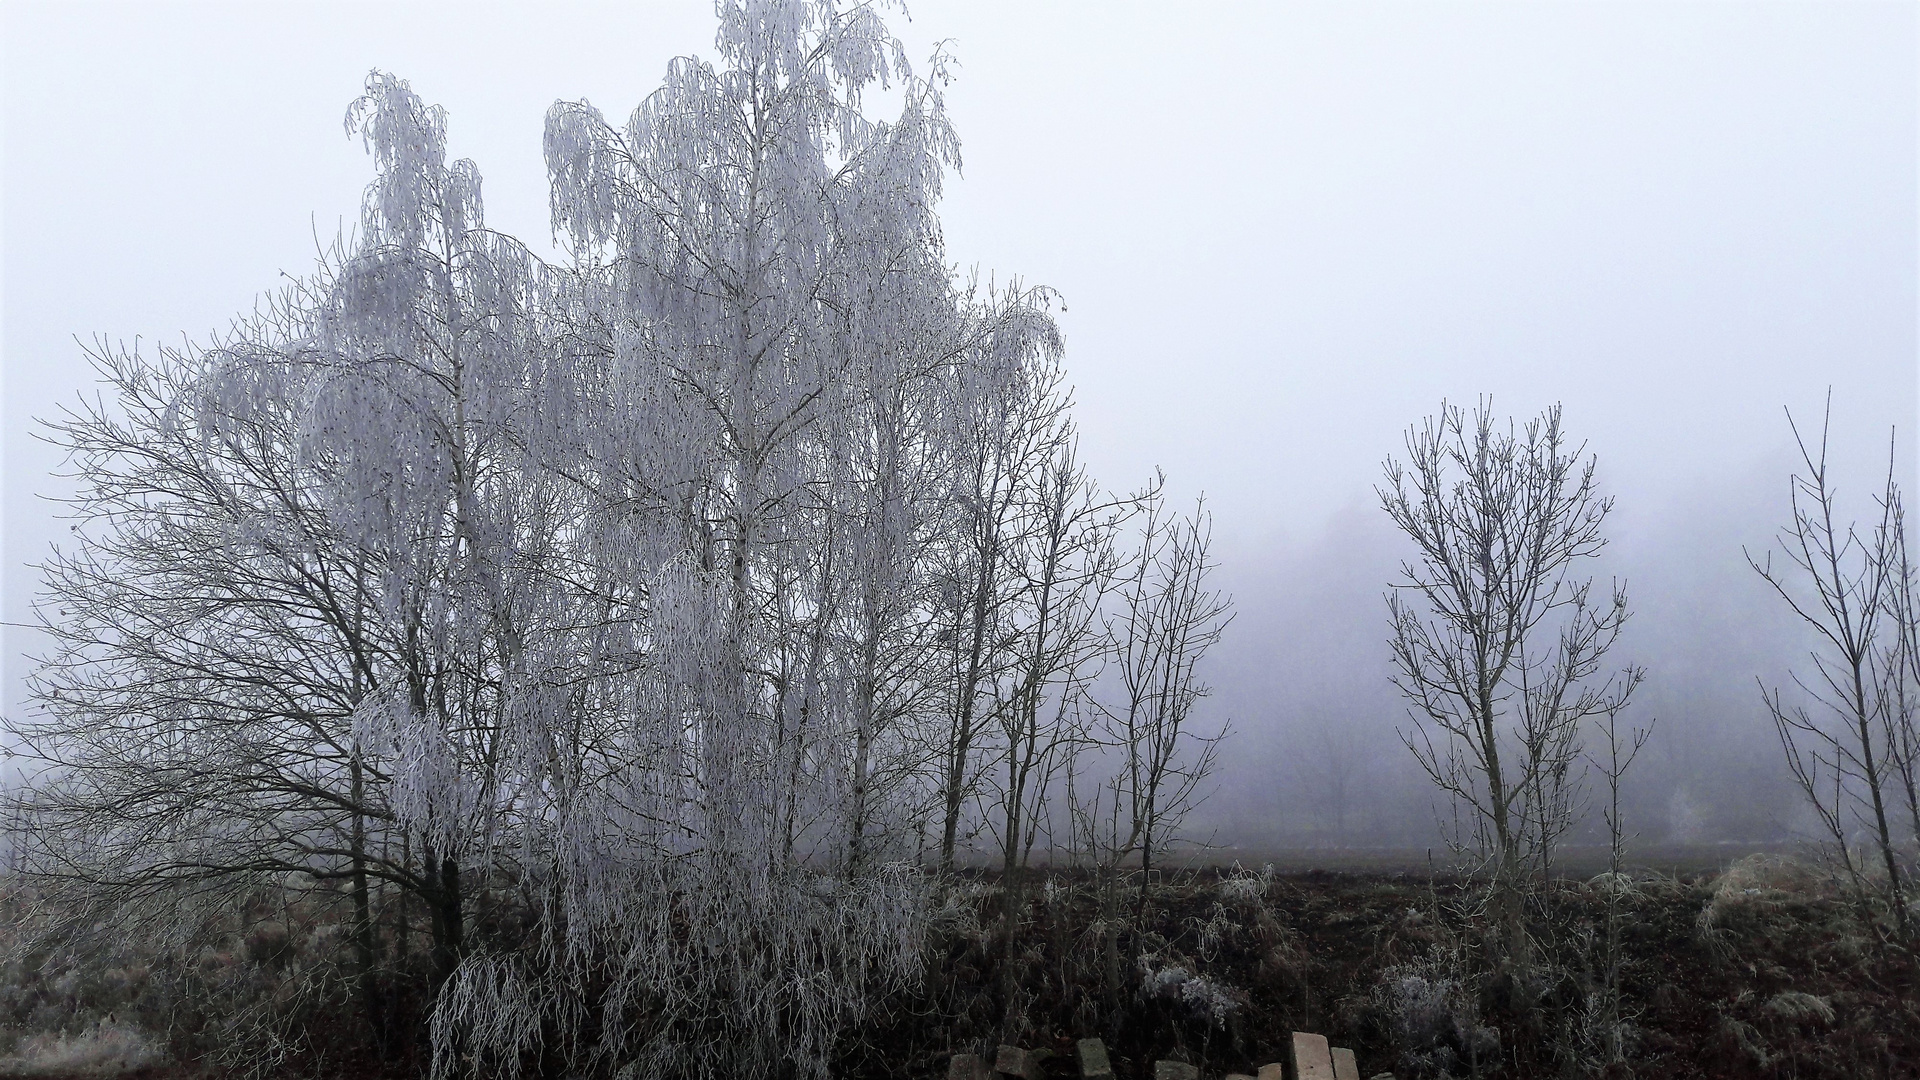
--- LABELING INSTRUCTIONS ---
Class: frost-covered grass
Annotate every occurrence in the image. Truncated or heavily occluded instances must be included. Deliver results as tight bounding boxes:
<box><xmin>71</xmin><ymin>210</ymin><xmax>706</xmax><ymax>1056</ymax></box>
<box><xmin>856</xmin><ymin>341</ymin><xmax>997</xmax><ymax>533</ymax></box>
<box><xmin>0</xmin><ymin>1019</ymin><xmax>165</xmax><ymax>1077</ymax></box>
<box><xmin>0</xmin><ymin>875</ymin><xmax>427</xmax><ymax>1080</ymax></box>
<box><xmin>1</xmin><ymin>859</ymin><xmax>1915</xmax><ymax>1079</ymax></box>
<box><xmin>845</xmin><ymin>859</ymin><xmax>1918</xmax><ymax>1080</ymax></box>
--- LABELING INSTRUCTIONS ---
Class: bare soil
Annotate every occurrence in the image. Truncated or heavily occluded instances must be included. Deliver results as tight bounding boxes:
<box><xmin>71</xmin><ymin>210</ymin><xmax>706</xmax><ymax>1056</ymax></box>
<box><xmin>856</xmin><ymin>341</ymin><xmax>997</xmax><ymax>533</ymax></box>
<box><xmin>846</xmin><ymin>865</ymin><xmax>1920</xmax><ymax>1080</ymax></box>
<box><xmin>7</xmin><ymin>861</ymin><xmax>1915</xmax><ymax>1079</ymax></box>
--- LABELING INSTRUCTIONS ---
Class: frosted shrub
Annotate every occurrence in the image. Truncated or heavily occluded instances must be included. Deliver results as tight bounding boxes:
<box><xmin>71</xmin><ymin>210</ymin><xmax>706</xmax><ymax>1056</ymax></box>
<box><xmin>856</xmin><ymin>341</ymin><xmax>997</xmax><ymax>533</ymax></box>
<box><xmin>1375</xmin><ymin>957</ymin><xmax>1500</xmax><ymax>1080</ymax></box>
<box><xmin>0</xmin><ymin>1020</ymin><xmax>165</xmax><ymax>1077</ymax></box>
<box><xmin>1136</xmin><ymin>956</ymin><xmax>1242</xmax><ymax>1028</ymax></box>
<box><xmin>1215</xmin><ymin>863</ymin><xmax>1274</xmax><ymax>905</ymax></box>
<box><xmin>1587</xmin><ymin>871</ymin><xmax>1637</xmax><ymax>898</ymax></box>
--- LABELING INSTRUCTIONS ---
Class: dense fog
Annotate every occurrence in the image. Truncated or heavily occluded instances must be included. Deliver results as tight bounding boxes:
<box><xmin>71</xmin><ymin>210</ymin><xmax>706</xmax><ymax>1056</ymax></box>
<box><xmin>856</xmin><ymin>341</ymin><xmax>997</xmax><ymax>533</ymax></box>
<box><xmin>1</xmin><ymin>6</ymin><xmax>1916</xmax><ymax>1079</ymax></box>
<box><xmin>1194</xmin><ymin>451</ymin><xmax>1841</xmax><ymax>855</ymax></box>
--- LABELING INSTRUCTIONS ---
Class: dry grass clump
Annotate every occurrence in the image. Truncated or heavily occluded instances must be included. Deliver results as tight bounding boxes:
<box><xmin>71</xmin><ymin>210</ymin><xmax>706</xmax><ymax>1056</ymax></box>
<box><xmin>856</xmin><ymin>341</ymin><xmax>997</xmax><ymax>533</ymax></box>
<box><xmin>1701</xmin><ymin>854</ymin><xmax>1839</xmax><ymax>924</ymax></box>
<box><xmin>0</xmin><ymin>1018</ymin><xmax>166</xmax><ymax>1077</ymax></box>
<box><xmin>1213</xmin><ymin>864</ymin><xmax>1274</xmax><ymax>905</ymax></box>
<box><xmin>1585</xmin><ymin>871</ymin><xmax>1638</xmax><ymax>898</ymax></box>
<box><xmin>1762</xmin><ymin>991</ymin><xmax>1834</xmax><ymax>1026</ymax></box>
<box><xmin>0</xmin><ymin>878</ymin><xmax>416</xmax><ymax>1079</ymax></box>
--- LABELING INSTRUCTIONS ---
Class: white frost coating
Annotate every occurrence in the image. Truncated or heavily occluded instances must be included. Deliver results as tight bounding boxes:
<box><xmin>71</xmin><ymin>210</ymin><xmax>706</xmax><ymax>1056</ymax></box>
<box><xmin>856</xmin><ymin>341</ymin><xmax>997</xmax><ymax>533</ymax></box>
<box><xmin>20</xmin><ymin>3</ymin><xmax>1130</xmax><ymax>1077</ymax></box>
<box><xmin>458</xmin><ymin>1</ymin><xmax>969</xmax><ymax>1073</ymax></box>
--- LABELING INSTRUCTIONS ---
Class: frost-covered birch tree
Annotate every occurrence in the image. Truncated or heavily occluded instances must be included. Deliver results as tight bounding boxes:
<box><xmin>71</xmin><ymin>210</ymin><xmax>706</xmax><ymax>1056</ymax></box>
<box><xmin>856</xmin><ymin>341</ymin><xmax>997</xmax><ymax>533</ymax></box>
<box><xmin>11</xmin><ymin>2</ymin><xmax>1211</xmax><ymax>1074</ymax></box>
<box><xmin>13</xmin><ymin>69</ymin><xmax>565</xmax><ymax>1061</ymax></box>
<box><xmin>428</xmin><ymin>5</ymin><xmax>964</xmax><ymax>1077</ymax></box>
<box><xmin>318</xmin><ymin>72</ymin><xmax>571</xmax><ymax>994</ymax></box>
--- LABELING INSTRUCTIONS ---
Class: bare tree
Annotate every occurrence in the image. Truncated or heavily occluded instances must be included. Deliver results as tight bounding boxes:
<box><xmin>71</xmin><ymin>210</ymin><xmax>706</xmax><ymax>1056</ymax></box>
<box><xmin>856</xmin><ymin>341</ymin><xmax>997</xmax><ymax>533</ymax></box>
<box><xmin>1582</xmin><ymin>704</ymin><xmax>1652</xmax><ymax>1070</ymax></box>
<box><xmin>1882</xmin><ymin>487</ymin><xmax>1920</xmax><ymax>883</ymax></box>
<box><xmin>986</xmin><ymin>436</ymin><xmax>1125</xmax><ymax>891</ymax></box>
<box><xmin>925</xmin><ymin>305</ymin><xmax>1068</xmax><ymax>874</ymax></box>
<box><xmin>1296</xmin><ymin>724</ymin><xmax>1362</xmax><ymax>841</ymax></box>
<box><xmin>1058</xmin><ymin>486</ymin><xmax>1231</xmax><ymax>1020</ymax></box>
<box><xmin>1085</xmin><ymin>487</ymin><xmax>1231</xmax><ymax>931</ymax></box>
<box><xmin>1749</xmin><ymin>399</ymin><xmax>1912</xmax><ymax>936</ymax></box>
<box><xmin>10</xmin><ymin>72</ymin><xmax>566</xmax><ymax>1061</ymax></box>
<box><xmin>17</xmin><ymin>330</ymin><xmax>411</xmax><ymax>1052</ymax></box>
<box><xmin>1380</xmin><ymin>400</ymin><xmax>1640</xmax><ymax>973</ymax></box>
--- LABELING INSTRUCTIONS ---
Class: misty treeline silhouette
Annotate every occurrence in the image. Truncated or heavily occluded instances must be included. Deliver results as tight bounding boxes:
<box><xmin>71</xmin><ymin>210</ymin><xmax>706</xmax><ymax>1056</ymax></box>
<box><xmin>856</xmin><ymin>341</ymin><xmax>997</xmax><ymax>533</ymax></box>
<box><xmin>5</xmin><ymin>3</ymin><xmax>1231</xmax><ymax>1076</ymax></box>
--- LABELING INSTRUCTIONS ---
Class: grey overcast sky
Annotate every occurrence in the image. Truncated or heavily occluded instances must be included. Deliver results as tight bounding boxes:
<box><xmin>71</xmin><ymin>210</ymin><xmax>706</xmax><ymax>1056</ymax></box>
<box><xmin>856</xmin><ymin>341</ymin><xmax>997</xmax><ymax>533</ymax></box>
<box><xmin>4</xmin><ymin>1</ymin><xmax>1916</xmax><ymax>726</ymax></box>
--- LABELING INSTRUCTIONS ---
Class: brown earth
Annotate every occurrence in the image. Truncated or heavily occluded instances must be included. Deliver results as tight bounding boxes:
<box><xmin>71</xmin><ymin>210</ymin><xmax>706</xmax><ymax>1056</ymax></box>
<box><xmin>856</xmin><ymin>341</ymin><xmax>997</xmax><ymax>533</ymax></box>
<box><xmin>845</xmin><ymin>862</ymin><xmax>1920</xmax><ymax>1080</ymax></box>
<box><xmin>5</xmin><ymin>858</ymin><xmax>1916</xmax><ymax>1079</ymax></box>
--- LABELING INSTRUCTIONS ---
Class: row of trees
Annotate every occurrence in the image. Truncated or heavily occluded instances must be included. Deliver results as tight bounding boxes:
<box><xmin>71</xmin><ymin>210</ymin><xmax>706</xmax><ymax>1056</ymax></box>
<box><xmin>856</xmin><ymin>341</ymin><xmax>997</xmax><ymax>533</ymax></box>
<box><xmin>20</xmin><ymin>4</ymin><xmax>1901</xmax><ymax>1077</ymax></box>
<box><xmin>1376</xmin><ymin>394</ymin><xmax>1920</xmax><ymax>1066</ymax></box>
<box><xmin>6</xmin><ymin>4</ymin><xmax>1230</xmax><ymax>1076</ymax></box>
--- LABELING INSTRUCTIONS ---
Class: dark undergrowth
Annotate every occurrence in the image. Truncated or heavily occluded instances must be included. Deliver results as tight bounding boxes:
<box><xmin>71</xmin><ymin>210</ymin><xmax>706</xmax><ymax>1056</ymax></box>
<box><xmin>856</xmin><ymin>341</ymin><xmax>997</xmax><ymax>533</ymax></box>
<box><xmin>4</xmin><ymin>858</ymin><xmax>1916</xmax><ymax>1079</ymax></box>
<box><xmin>843</xmin><ymin>861</ymin><xmax>1920</xmax><ymax>1079</ymax></box>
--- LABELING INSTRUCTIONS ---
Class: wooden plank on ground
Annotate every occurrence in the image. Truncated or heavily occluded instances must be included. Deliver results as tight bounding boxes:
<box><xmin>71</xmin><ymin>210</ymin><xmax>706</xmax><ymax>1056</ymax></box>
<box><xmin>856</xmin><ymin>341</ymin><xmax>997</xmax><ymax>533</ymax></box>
<box><xmin>1291</xmin><ymin>1032</ymin><xmax>1336</xmax><ymax>1080</ymax></box>
<box><xmin>1076</xmin><ymin>1039</ymin><xmax>1113</xmax><ymax>1080</ymax></box>
<box><xmin>994</xmin><ymin>1046</ymin><xmax>1040</xmax><ymax>1080</ymax></box>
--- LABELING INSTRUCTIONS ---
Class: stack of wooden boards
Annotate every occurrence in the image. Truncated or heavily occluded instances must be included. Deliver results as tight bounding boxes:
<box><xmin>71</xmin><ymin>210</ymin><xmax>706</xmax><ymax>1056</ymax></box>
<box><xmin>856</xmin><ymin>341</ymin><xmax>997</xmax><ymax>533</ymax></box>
<box><xmin>949</xmin><ymin>1031</ymin><xmax>1376</xmax><ymax>1080</ymax></box>
<box><xmin>1225</xmin><ymin>1033</ymin><xmax>1364</xmax><ymax>1080</ymax></box>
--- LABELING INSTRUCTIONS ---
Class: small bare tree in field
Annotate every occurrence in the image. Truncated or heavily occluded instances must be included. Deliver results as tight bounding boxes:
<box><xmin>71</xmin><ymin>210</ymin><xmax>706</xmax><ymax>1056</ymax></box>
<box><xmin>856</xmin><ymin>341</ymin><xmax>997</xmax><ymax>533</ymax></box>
<box><xmin>1884</xmin><ymin>489</ymin><xmax>1920</xmax><ymax>897</ymax></box>
<box><xmin>975</xmin><ymin>434</ymin><xmax>1126</xmax><ymax>1033</ymax></box>
<box><xmin>1060</xmin><ymin>486</ymin><xmax>1231</xmax><ymax>1017</ymax></box>
<box><xmin>1749</xmin><ymin>400</ymin><xmax>1915</xmax><ymax>938</ymax></box>
<box><xmin>1095</xmin><ymin>489</ymin><xmax>1231</xmax><ymax>920</ymax></box>
<box><xmin>1582</xmin><ymin>702</ymin><xmax>1652</xmax><ymax>1070</ymax></box>
<box><xmin>1380</xmin><ymin>400</ymin><xmax>1641</xmax><ymax>976</ymax></box>
<box><xmin>925</xmin><ymin>311</ymin><xmax>1072</xmax><ymax>876</ymax></box>
<box><xmin>985</xmin><ymin>437</ymin><xmax>1122</xmax><ymax>894</ymax></box>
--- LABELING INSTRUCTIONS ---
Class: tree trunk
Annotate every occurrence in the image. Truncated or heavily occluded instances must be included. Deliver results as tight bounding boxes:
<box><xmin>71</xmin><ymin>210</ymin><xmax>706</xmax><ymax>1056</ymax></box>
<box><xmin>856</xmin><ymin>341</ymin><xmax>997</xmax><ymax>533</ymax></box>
<box><xmin>424</xmin><ymin>846</ymin><xmax>464</xmax><ymax>989</ymax></box>
<box><xmin>941</xmin><ymin>578</ymin><xmax>994</xmax><ymax>874</ymax></box>
<box><xmin>849</xmin><ymin>659</ymin><xmax>876</xmax><ymax>874</ymax></box>
<box><xmin>348</xmin><ymin>755</ymin><xmax>381</xmax><ymax>1041</ymax></box>
<box><xmin>1132</xmin><ymin>796</ymin><xmax>1154</xmax><ymax>966</ymax></box>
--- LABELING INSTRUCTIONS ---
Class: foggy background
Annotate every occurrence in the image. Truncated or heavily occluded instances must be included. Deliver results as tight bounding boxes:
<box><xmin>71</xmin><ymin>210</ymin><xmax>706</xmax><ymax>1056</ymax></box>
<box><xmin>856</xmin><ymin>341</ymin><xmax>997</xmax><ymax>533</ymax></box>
<box><xmin>4</xmin><ymin>1</ymin><xmax>1915</xmax><ymax>858</ymax></box>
